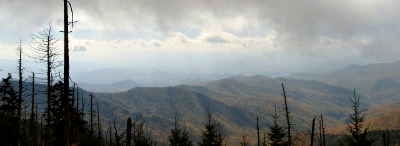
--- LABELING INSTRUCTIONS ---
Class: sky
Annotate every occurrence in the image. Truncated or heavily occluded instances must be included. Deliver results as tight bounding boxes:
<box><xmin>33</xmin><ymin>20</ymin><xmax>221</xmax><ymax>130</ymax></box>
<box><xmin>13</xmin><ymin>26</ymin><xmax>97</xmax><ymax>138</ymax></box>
<box><xmin>1</xmin><ymin>0</ymin><xmax>400</xmax><ymax>82</ymax></box>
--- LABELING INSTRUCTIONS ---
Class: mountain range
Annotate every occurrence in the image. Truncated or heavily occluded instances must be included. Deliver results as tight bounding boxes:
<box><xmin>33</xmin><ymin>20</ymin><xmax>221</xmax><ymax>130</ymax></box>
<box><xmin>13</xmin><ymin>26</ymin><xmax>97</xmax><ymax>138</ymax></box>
<box><xmin>8</xmin><ymin>61</ymin><xmax>400</xmax><ymax>145</ymax></box>
<box><xmin>89</xmin><ymin>61</ymin><xmax>400</xmax><ymax>144</ymax></box>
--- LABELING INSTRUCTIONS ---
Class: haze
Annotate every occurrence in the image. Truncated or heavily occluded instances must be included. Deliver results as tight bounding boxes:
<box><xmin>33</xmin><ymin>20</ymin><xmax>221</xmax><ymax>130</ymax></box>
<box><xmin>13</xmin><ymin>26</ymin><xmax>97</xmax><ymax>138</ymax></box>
<box><xmin>1</xmin><ymin>0</ymin><xmax>400</xmax><ymax>85</ymax></box>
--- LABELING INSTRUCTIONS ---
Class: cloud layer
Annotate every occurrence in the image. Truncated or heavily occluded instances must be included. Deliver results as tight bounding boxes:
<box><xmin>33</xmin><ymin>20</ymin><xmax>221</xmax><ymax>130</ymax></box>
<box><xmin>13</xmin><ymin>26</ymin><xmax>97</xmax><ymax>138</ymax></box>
<box><xmin>1</xmin><ymin>0</ymin><xmax>400</xmax><ymax>76</ymax></box>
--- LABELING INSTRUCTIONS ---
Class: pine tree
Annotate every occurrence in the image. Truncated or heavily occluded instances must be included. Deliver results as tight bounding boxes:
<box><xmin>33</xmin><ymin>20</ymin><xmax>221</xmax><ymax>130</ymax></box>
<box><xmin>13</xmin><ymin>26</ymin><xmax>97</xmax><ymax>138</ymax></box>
<box><xmin>132</xmin><ymin>116</ymin><xmax>153</xmax><ymax>146</ymax></box>
<box><xmin>344</xmin><ymin>88</ymin><xmax>375</xmax><ymax>146</ymax></box>
<box><xmin>0</xmin><ymin>74</ymin><xmax>19</xmax><ymax>145</ymax></box>
<box><xmin>168</xmin><ymin>114</ymin><xmax>193</xmax><ymax>146</ymax></box>
<box><xmin>198</xmin><ymin>106</ymin><xmax>224</xmax><ymax>146</ymax></box>
<box><xmin>268</xmin><ymin>104</ymin><xmax>285</xmax><ymax>146</ymax></box>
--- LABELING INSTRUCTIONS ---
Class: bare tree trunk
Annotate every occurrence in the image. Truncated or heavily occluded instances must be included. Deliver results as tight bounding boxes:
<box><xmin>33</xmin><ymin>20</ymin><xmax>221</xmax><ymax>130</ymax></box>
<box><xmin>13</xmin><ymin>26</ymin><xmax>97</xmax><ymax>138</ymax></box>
<box><xmin>76</xmin><ymin>84</ymin><xmax>79</xmax><ymax>113</ymax></box>
<box><xmin>97</xmin><ymin>103</ymin><xmax>102</xmax><ymax>145</ymax></box>
<box><xmin>36</xmin><ymin>104</ymin><xmax>39</xmax><ymax>146</ymax></box>
<box><xmin>113</xmin><ymin>119</ymin><xmax>119</xmax><ymax>146</ymax></box>
<box><xmin>282</xmin><ymin>83</ymin><xmax>292</xmax><ymax>146</ymax></box>
<box><xmin>321</xmin><ymin>115</ymin><xmax>325</xmax><ymax>146</ymax></box>
<box><xmin>17</xmin><ymin>40</ymin><xmax>23</xmax><ymax>146</ymax></box>
<box><xmin>30</xmin><ymin>73</ymin><xmax>36</xmax><ymax>146</ymax></box>
<box><xmin>263</xmin><ymin>132</ymin><xmax>266</xmax><ymax>146</ymax></box>
<box><xmin>257</xmin><ymin>116</ymin><xmax>260</xmax><ymax>146</ymax></box>
<box><xmin>319</xmin><ymin>118</ymin><xmax>322</xmax><ymax>146</ymax></box>
<box><xmin>63</xmin><ymin>0</ymin><xmax>72</xmax><ymax>145</ymax></box>
<box><xmin>90</xmin><ymin>93</ymin><xmax>94</xmax><ymax>135</ymax></box>
<box><xmin>126</xmin><ymin>117</ymin><xmax>132</xmax><ymax>146</ymax></box>
<box><xmin>81</xmin><ymin>92</ymin><xmax>84</xmax><ymax>121</ymax></box>
<box><xmin>30</xmin><ymin>73</ymin><xmax>35</xmax><ymax>126</ymax></box>
<box><xmin>109</xmin><ymin>122</ymin><xmax>113</xmax><ymax>145</ymax></box>
<box><xmin>311</xmin><ymin>117</ymin><xmax>315</xmax><ymax>146</ymax></box>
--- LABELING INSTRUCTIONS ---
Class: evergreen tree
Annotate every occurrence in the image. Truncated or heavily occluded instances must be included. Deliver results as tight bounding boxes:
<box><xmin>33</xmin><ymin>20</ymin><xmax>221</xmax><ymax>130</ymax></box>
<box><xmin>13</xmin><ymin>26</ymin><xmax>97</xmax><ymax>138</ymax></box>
<box><xmin>344</xmin><ymin>88</ymin><xmax>375</xmax><ymax>146</ymax></box>
<box><xmin>198</xmin><ymin>106</ymin><xmax>224</xmax><ymax>146</ymax></box>
<box><xmin>168</xmin><ymin>114</ymin><xmax>193</xmax><ymax>146</ymax></box>
<box><xmin>132</xmin><ymin>121</ymin><xmax>153</xmax><ymax>146</ymax></box>
<box><xmin>268</xmin><ymin>105</ymin><xmax>285</xmax><ymax>146</ymax></box>
<box><xmin>0</xmin><ymin>73</ymin><xmax>19</xmax><ymax>145</ymax></box>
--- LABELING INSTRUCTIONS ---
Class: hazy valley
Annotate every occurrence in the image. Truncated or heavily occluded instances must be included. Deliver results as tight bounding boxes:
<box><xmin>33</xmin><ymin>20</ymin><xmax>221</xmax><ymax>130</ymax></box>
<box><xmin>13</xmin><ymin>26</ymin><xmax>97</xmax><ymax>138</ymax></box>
<box><xmin>65</xmin><ymin>61</ymin><xmax>400</xmax><ymax>144</ymax></box>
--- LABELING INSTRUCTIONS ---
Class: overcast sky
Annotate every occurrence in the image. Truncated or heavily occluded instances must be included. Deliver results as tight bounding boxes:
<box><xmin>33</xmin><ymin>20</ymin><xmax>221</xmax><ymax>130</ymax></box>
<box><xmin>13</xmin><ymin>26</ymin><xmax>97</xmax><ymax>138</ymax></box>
<box><xmin>1</xmin><ymin>0</ymin><xmax>400</xmax><ymax>78</ymax></box>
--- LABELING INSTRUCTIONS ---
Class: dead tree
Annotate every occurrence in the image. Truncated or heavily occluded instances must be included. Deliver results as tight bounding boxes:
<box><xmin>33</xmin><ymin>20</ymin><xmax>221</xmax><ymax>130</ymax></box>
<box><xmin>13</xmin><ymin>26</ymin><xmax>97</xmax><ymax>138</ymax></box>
<box><xmin>281</xmin><ymin>83</ymin><xmax>292</xmax><ymax>146</ymax></box>
<box><xmin>113</xmin><ymin>119</ymin><xmax>120</xmax><ymax>146</ymax></box>
<box><xmin>76</xmin><ymin>84</ymin><xmax>79</xmax><ymax>113</ymax></box>
<box><xmin>90</xmin><ymin>93</ymin><xmax>94</xmax><ymax>135</ymax></box>
<box><xmin>63</xmin><ymin>1</ymin><xmax>77</xmax><ymax>145</ymax></box>
<box><xmin>97</xmin><ymin>103</ymin><xmax>102</xmax><ymax>144</ymax></box>
<box><xmin>109</xmin><ymin>122</ymin><xmax>113</xmax><ymax>145</ymax></box>
<box><xmin>257</xmin><ymin>116</ymin><xmax>260</xmax><ymax>146</ymax></box>
<box><xmin>30</xmin><ymin>72</ymin><xmax>36</xmax><ymax>146</ymax></box>
<box><xmin>311</xmin><ymin>117</ymin><xmax>315</xmax><ymax>146</ymax></box>
<box><xmin>320</xmin><ymin>115</ymin><xmax>325</xmax><ymax>146</ymax></box>
<box><xmin>29</xmin><ymin>21</ymin><xmax>61</xmax><ymax>143</ymax></box>
<box><xmin>127</xmin><ymin>117</ymin><xmax>132</xmax><ymax>146</ymax></box>
<box><xmin>17</xmin><ymin>40</ymin><xmax>24</xmax><ymax>145</ymax></box>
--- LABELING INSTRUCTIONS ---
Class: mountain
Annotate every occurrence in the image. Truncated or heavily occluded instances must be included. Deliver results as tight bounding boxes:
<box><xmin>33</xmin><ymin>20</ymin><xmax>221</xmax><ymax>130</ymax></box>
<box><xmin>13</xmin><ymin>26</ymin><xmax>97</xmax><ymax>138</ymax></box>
<box><xmin>71</xmin><ymin>68</ymin><xmax>234</xmax><ymax>89</ymax></box>
<box><xmin>78</xmin><ymin>79</ymin><xmax>141</xmax><ymax>93</ymax></box>
<box><xmin>92</xmin><ymin>75</ymin><xmax>359</xmax><ymax>144</ymax></box>
<box><xmin>290</xmin><ymin>61</ymin><xmax>400</xmax><ymax>103</ymax></box>
<box><xmin>4</xmin><ymin>72</ymin><xmax>394</xmax><ymax>144</ymax></box>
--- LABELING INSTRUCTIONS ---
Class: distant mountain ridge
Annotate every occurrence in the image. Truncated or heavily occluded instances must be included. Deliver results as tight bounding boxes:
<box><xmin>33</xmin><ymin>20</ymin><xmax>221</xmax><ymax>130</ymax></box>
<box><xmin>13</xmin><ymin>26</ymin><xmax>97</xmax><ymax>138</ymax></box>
<box><xmin>6</xmin><ymin>61</ymin><xmax>399</xmax><ymax>144</ymax></box>
<box><xmin>78</xmin><ymin>79</ymin><xmax>140</xmax><ymax>93</ymax></box>
<box><xmin>289</xmin><ymin>60</ymin><xmax>400</xmax><ymax>103</ymax></box>
<box><xmin>89</xmin><ymin>60</ymin><xmax>400</xmax><ymax>143</ymax></box>
<box><xmin>92</xmin><ymin>75</ymin><xmax>361</xmax><ymax>144</ymax></box>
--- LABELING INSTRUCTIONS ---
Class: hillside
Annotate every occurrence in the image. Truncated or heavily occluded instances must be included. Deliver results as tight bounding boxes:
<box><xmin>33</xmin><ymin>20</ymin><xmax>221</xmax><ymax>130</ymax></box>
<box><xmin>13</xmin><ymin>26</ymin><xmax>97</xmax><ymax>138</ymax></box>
<box><xmin>290</xmin><ymin>61</ymin><xmax>400</xmax><ymax>103</ymax></box>
<box><xmin>92</xmin><ymin>75</ymin><xmax>359</xmax><ymax>144</ymax></box>
<box><xmin>6</xmin><ymin>72</ymin><xmax>395</xmax><ymax>145</ymax></box>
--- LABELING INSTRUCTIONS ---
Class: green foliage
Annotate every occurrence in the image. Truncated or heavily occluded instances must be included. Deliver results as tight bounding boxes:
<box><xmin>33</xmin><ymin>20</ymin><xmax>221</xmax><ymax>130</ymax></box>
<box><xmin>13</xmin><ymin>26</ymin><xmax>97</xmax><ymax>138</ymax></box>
<box><xmin>168</xmin><ymin>114</ymin><xmax>193</xmax><ymax>146</ymax></box>
<box><xmin>45</xmin><ymin>81</ymin><xmax>99</xmax><ymax>145</ymax></box>
<box><xmin>343</xmin><ymin>90</ymin><xmax>375</xmax><ymax>146</ymax></box>
<box><xmin>0</xmin><ymin>73</ymin><xmax>19</xmax><ymax>115</ymax></box>
<box><xmin>268</xmin><ymin>105</ymin><xmax>286</xmax><ymax>146</ymax></box>
<box><xmin>198</xmin><ymin>107</ymin><xmax>224</xmax><ymax>146</ymax></box>
<box><xmin>0</xmin><ymin>73</ymin><xmax>19</xmax><ymax>146</ymax></box>
<box><xmin>132</xmin><ymin>122</ymin><xmax>153</xmax><ymax>146</ymax></box>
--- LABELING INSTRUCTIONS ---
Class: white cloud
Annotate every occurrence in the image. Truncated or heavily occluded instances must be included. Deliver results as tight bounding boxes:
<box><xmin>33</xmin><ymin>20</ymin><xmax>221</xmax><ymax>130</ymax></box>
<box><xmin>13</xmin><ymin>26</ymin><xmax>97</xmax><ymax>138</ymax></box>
<box><xmin>1</xmin><ymin>0</ymin><xmax>400</xmax><ymax>75</ymax></box>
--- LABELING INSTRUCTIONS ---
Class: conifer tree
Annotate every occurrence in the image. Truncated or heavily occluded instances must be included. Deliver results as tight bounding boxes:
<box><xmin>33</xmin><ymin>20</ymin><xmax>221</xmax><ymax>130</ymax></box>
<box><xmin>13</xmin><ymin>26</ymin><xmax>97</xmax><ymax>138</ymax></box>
<box><xmin>168</xmin><ymin>113</ymin><xmax>192</xmax><ymax>146</ymax></box>
<box><xmin>0</xmin><ymin>74</ymin><xmax>19</xmax><ymax>146</ymax></box>
<box><xmin>268</xmin><ymin>105</ymin><xmax>285</xmax><ymax>146</ymax></box>
<box><xmin>344</xmin><ymin>88</ymin><xmax>375</xmax><ymax>146</ymax></box>
<box><xmin>132</xmin><ymin>116</ymin><xmax>153</xmax><ymax>146</ymax></box>
<box><xmin>198</xmin><ymin>106</ymin><xmax>224</xmax><ymax>146</ymax></box>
